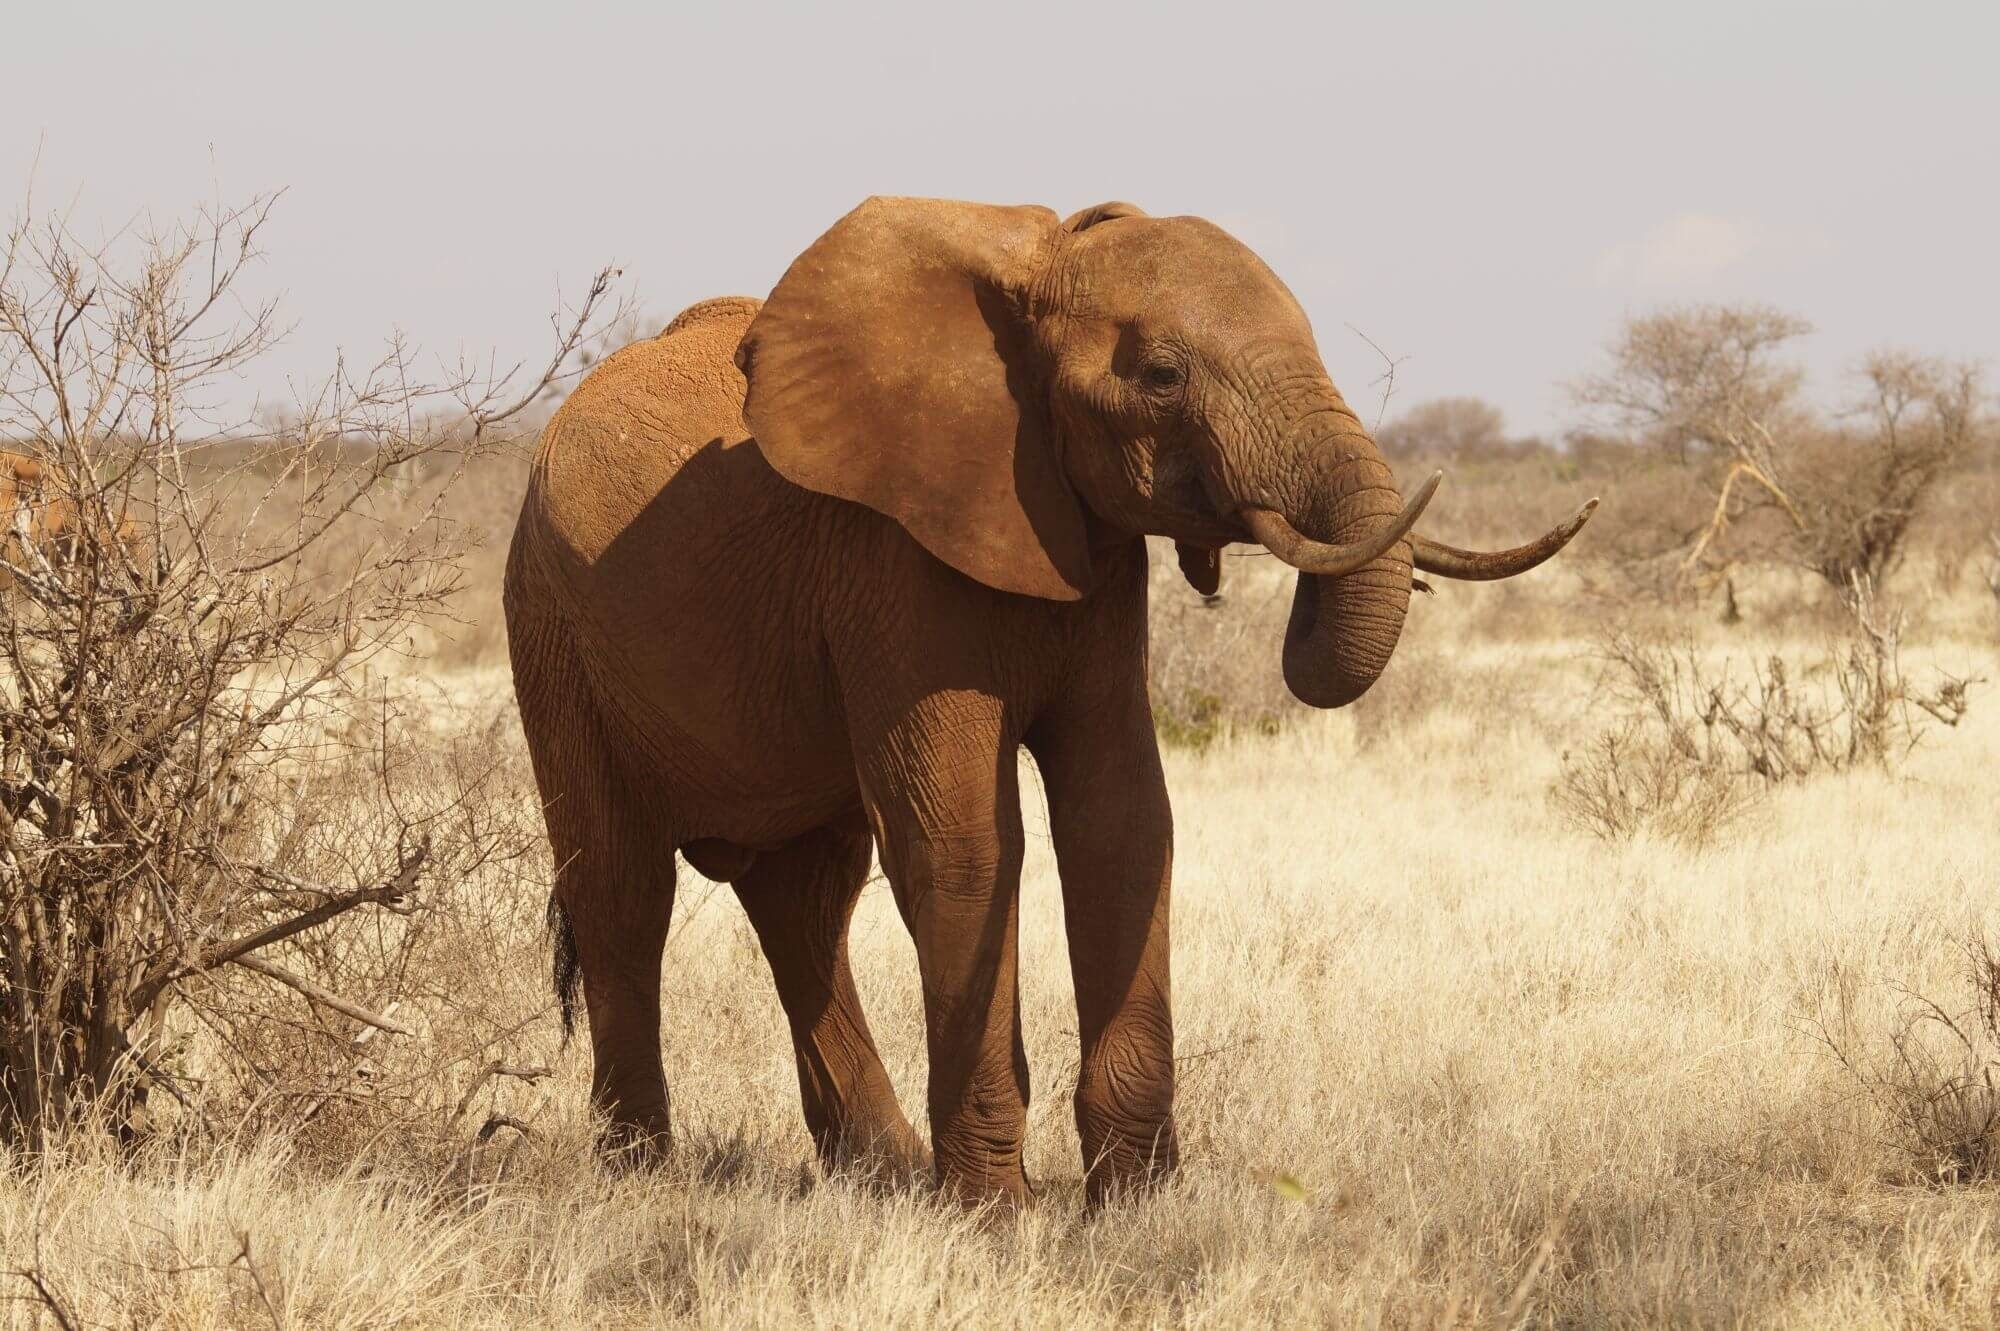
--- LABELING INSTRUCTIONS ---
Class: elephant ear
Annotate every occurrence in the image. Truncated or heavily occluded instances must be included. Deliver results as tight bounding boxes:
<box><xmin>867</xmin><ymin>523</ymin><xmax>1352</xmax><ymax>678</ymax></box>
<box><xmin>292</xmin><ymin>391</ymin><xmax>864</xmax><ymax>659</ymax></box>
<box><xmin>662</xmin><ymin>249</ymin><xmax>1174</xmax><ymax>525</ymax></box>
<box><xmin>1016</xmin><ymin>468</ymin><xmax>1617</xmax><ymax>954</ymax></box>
<box><xmin>736</xmin><ymin>196</ymin><xmax>1090</xmax><ymax>601</ymax></box>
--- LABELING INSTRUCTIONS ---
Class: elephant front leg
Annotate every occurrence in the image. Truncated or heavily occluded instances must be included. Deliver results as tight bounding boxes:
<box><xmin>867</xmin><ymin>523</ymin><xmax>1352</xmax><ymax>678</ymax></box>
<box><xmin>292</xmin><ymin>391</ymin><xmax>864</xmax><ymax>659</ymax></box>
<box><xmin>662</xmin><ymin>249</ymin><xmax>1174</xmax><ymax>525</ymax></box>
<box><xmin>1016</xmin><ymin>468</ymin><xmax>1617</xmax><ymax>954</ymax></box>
<box><xmin>855</xmin><ymin>696</ymin><xmax>1031</xmax><ymax>1209</ymax></box>
<box><xmin>1029</xmin><ymin>679</ymin><xmax>1179</xmax><ymax>1210</ymax></box>
<box><xmin>905</xmin><ymin>847</ymin><xmax>1030</xmax><ymax>1207</ymax></box>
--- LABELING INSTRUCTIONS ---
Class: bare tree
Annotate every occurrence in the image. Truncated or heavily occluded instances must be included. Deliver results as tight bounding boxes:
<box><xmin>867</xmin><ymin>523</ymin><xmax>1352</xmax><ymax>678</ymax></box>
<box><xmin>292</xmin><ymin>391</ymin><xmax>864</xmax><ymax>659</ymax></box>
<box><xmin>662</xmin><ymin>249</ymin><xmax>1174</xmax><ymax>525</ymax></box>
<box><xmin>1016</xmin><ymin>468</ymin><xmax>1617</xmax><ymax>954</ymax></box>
<box><xmin>1789</xmin><ymin>353</ymin><xmax>1987</xmax><ymax>589</ymax></box>
<box><xmin>1573</xmin><ymin>304</ymin><xmax>1986</xmax><ymax>593</ymax></box>
<box><xmin>1572</xmin><ymin>304</ymin><xmax>1811</xmax><ymax>582</ymax></box>
<box><xmin>0</xmin><ymin>188</ymin><xmax>621</xmax><ymax>1151</ymax></box>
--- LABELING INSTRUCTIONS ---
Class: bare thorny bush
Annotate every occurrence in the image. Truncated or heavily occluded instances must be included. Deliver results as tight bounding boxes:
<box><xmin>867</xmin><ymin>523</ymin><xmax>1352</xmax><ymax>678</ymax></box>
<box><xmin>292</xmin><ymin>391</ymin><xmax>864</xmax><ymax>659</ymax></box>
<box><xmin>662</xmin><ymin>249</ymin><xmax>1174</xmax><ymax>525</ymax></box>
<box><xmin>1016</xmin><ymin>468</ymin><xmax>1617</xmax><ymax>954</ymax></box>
<box><xmin>0</xmin><ymin>189</ymin><xmax>622</xmax><ymax>1153</ymax></box>
<box><xmin>1805</xmin><ymin>928</ymin><xmax>2000</xmax><ymax>1186</ymax></box>
<box><xmin>1554</xmin><ymin>577</ymin><xmax>1976</xmax><ymax>846</ymax></box>
<box><xmin>1985</xmin><ymin>529</ymin><xmax>2000</xmax><ymax>629</ymax></box>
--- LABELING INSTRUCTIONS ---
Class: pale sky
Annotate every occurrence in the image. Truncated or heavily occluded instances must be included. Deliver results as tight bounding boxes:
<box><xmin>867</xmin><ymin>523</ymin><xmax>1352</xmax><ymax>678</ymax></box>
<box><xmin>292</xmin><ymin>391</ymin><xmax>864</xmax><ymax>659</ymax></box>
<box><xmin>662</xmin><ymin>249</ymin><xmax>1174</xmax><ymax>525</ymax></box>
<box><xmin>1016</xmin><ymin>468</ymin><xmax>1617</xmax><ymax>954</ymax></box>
<box><xmin>9</xmin><ymin>1</ymin><xmax>1994</xmax><ymax>439</ymax></box>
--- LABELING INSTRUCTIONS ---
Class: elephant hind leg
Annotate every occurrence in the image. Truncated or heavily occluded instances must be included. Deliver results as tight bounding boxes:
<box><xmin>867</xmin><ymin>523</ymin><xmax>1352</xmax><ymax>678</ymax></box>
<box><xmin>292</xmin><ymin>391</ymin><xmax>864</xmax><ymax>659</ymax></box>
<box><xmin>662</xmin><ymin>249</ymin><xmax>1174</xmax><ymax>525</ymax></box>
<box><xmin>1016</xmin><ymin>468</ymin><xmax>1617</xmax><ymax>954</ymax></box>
<box><xmin>511</xmin><ymin>616</ymin><xmax>677</xmax><ymax>1163</ymax></box>
<box><xmin>732</xmin><ymin>824</ymin><xmax>929</xmax><ymax>1184</ymax></box>
<box><xmin>540</xmin><ymin>740</ymin><xmax>678</xmax><ymax>1164</ymax></box>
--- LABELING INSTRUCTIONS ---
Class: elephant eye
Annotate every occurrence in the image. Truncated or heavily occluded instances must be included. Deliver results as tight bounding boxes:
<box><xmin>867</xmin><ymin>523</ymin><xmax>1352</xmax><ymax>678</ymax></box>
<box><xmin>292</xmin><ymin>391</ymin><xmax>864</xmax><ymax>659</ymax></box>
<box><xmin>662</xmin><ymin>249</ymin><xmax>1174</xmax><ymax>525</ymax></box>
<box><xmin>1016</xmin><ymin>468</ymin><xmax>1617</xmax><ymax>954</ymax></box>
<box><xmin>1142</xmin><ymin>361</ymin><xmax>1184</xmax><ymax>391</ymax></box>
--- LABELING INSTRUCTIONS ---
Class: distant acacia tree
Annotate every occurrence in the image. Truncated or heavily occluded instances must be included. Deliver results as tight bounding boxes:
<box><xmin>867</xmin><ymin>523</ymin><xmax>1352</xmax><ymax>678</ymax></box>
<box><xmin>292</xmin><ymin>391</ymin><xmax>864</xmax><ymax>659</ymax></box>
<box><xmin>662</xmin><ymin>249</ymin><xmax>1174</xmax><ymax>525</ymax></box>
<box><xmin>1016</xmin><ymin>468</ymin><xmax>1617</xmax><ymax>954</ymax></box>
<box><xmin>1573</xmin><ymin>305</ymin><xmax>1811</xmax><ymax>466</ymax></box>
<box><xmin>1572</xmin><ymin>303</ymin><xmax>1987</xmax><ymax>592</ymax></box>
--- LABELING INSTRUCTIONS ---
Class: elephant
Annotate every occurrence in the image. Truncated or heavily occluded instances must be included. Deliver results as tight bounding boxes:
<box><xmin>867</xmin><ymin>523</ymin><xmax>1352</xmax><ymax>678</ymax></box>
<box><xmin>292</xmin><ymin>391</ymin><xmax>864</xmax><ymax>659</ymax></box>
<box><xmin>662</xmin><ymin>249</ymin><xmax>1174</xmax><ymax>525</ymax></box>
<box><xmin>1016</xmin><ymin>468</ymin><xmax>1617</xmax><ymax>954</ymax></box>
<box><xmin>502</xmin><ymin>196</ymin><xmax>1595</xmax><ymax>1209</ymax></box>
<box><xmin>0</xmin><ymin>450</ymin><xmax>142</xmax><ymax>595</ymax></box>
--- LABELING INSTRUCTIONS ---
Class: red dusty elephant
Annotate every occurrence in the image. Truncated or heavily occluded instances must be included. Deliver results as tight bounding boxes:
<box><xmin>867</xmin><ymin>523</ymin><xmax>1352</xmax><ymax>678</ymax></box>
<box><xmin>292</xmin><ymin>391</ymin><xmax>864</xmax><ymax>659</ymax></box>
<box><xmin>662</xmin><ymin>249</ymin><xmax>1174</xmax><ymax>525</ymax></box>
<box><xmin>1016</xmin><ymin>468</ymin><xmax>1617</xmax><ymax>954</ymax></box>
<box><xmin>0</xmin><ymin>450</ymin><xmax>141</xmax><ymax>594</ymax></box>
<box><xmin>503</xmin><ymin>197</ymin><xmax>1594</xmax><ymax>1209</ymax></box>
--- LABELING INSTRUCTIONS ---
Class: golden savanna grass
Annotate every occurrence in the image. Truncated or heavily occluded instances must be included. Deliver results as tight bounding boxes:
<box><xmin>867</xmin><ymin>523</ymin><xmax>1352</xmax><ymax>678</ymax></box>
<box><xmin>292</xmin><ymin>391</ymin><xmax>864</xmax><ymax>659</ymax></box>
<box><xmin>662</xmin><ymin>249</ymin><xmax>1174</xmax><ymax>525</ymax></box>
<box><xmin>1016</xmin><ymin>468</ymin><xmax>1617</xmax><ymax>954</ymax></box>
<box><xmin>3</xmin><ymin>458</ymin><xmax>1998</xmax><ymax>1328</ymax></box>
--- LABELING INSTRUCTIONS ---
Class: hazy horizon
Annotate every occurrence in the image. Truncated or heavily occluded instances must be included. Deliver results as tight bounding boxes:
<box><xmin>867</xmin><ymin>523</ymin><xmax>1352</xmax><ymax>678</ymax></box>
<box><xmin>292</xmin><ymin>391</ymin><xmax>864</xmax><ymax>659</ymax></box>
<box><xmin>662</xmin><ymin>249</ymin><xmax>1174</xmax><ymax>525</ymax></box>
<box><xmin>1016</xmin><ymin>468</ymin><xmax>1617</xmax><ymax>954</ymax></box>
<box><xmin>9</xmin><ymin>1</ymin><xmax>1994</xmax><ymax>441</ymax></box>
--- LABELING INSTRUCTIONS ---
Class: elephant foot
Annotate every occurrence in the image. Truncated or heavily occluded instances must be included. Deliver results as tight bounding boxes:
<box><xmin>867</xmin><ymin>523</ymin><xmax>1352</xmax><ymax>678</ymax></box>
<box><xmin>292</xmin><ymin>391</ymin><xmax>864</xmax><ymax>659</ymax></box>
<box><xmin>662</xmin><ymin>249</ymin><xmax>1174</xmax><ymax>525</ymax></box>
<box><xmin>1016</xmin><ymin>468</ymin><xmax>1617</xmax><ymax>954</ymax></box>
<box><xmin>816</xmin><ymin>1113</ymin><xmax>933</xmax><ymax>1191</ymax></box>
<box><xmin>1081</xmin><ymin>1122</ymin><xmax>1180</xmax><ymax>1215</ymax></box>
<box><xmin>595</xmin><ymin>1109</ymin><xmax>672</xmax><ymax>1172</ymax></box>
<box><xmin>933</xmin><ymin>1154</ymin><xmax>1033</xmax><ymax>1216</ymax></box>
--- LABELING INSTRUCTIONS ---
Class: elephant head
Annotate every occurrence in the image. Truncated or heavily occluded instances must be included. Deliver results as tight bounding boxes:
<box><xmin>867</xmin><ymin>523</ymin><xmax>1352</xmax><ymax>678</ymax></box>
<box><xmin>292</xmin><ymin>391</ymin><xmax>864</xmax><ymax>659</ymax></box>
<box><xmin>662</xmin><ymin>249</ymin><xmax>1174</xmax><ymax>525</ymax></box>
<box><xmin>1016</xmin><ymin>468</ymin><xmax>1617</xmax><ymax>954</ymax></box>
<box><xmin>736</xmin><ymin>197</ymin><xmax>1594</xmax><ymax>709</ymax></box>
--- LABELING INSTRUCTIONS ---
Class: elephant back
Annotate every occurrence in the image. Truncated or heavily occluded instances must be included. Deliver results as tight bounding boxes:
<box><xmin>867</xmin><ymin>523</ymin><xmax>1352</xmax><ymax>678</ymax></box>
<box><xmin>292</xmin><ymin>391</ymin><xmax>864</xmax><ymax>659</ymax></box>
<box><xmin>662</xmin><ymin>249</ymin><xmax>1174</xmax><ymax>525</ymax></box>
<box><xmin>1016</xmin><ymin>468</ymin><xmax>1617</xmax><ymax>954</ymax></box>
<box><xmin>659</xmin><ymin>296</ymin><xmax>762</xmax><ymax>340</ymax></box>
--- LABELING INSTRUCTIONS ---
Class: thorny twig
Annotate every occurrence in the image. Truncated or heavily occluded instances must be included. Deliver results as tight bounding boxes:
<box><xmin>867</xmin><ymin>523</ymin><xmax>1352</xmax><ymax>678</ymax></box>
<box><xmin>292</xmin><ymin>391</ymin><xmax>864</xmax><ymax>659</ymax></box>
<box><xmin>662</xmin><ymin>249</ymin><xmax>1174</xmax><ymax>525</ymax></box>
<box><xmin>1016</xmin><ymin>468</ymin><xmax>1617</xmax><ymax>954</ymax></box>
<box><xmin>1345</xmin><ymin>322</ymin><xmax>1409</xmax><ymax>433</ymax></box>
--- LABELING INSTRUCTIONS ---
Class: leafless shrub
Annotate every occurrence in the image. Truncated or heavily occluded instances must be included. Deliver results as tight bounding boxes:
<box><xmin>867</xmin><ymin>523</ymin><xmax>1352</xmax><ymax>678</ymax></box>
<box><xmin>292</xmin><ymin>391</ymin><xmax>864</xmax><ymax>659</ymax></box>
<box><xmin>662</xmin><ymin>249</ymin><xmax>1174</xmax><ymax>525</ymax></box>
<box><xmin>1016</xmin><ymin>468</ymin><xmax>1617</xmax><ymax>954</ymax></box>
<box><xmin>0</xmin><ymin>186</ymin><xmax>620</xmax><ymax>1152</ymax></box>
<box><xmin>1630</xmin><ymin>584</ymin><xmax>1968</xmax><ymax>783</ymax></box>
<box><xmin>1552</xmin><ymin>722</ymin><xmax>1753</xmax><ymax>848</ymax></box>
<box><xmin>180</xmin><ymin>695</ymin><xmax>554</xmax><ymax>1158</ymax></box>
<box><xmin>1807</xmin><ymin>931</ymin><xmax>2000</xmax><ymax>1185</ymax></box>
<box><xmin>1555</xmin><ymin>581</ymin><xmax>1975</xmax><ymax>842</ymax></box>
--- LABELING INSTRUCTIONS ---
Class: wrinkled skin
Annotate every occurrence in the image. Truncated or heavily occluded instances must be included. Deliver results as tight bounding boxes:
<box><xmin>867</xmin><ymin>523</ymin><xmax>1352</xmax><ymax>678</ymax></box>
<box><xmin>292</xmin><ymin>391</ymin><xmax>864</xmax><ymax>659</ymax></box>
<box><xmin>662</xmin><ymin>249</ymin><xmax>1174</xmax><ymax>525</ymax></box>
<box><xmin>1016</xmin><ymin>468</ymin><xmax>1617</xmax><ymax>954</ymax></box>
<box><xmin>504</xmin><ymin>197</ymin><xmax>1591</xmax><ymax>1209</ymax></box>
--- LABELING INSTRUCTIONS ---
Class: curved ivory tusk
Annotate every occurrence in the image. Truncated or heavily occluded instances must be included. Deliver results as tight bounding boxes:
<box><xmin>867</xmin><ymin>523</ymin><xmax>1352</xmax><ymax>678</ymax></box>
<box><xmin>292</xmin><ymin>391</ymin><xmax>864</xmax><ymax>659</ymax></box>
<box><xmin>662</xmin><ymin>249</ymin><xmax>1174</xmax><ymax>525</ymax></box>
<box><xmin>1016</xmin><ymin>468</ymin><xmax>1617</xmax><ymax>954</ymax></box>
<box><xmin>1410</xmin><ymin>498</ymin><xmax>1600</xmax><ymax>581</ymax></box>
<box><xmin>1240</xmin><ymin>471</ymin><xmax>1441</xmax><ymax>577</ymax></box>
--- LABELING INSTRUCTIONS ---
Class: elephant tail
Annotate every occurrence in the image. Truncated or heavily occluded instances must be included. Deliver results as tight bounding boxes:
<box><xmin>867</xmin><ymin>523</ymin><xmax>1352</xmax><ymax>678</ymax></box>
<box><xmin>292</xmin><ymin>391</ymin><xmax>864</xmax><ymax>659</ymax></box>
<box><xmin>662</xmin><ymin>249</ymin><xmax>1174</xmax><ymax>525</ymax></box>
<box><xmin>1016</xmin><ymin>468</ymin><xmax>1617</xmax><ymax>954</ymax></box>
<box><xmin>548</xmin><ymin>893</ymin><xmax>582</xmax><ymax>1040</ymax></box>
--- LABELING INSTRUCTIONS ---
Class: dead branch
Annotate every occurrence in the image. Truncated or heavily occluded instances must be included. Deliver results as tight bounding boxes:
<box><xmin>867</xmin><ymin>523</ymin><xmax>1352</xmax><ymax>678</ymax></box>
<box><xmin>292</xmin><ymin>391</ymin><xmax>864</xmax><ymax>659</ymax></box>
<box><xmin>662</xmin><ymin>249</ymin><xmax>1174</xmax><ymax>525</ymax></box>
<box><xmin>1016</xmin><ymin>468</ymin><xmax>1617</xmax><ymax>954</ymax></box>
<box><xmin>125</xmin><ymin>845</ymin><xmax>427</xmax><ymax>1014</ymax></box>
<box><xmin>229</xmin><ymin>955</ymin><xmax>414</xmax><ymax>1036</ymax></box>
<box><xmin>446</xmin><ymin>1061</ymin><xmax>552</xmax><ymax>1131</ymax></box>
<box><xmin>2</xmin><ymin>1267</ymin><xmax>82</xmax><ymax>1331</ymax></box>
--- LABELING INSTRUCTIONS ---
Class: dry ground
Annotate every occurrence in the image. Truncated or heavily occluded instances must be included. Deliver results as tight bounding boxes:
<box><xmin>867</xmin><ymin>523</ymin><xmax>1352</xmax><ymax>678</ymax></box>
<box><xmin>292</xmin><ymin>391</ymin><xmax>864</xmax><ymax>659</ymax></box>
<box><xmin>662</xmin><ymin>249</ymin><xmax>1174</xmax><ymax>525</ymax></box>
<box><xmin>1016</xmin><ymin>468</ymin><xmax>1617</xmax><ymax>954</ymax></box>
<box><xmin>4</xmin><ymin>500</ymin><xmax>1999</xmax><ymax>1326</ymax></box>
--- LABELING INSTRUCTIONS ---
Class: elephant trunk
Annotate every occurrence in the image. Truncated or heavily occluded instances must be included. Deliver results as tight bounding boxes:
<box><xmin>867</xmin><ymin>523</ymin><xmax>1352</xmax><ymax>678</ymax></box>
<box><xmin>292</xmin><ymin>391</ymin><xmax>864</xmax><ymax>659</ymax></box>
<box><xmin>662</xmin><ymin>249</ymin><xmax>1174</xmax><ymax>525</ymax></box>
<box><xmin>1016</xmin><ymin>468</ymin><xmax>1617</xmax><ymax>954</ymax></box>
<box><xmin>1281</xmin><ymin>550</ymin><xmax>1413</xmax><ymax>709</ymax></box>
<box><xmin>1243</xmin><ymin>411</ymin><xmax>1418</xmax><ymax>709</ymax></box>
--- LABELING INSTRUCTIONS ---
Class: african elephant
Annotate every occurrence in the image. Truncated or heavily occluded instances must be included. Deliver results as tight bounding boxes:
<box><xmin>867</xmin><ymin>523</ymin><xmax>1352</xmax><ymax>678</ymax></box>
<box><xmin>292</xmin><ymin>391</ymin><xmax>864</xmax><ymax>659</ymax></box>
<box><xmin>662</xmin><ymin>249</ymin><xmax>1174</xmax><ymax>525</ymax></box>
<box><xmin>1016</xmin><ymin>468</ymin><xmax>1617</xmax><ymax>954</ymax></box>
<box><xmin>0</xmin><ymin>450</ymin><xmax>142</xmax><ymax>595</ymax></box>
<box><xmin>503</xmin><ymin>197</ymin><xmax>1594</xmax><ymax>1208</ymax></box>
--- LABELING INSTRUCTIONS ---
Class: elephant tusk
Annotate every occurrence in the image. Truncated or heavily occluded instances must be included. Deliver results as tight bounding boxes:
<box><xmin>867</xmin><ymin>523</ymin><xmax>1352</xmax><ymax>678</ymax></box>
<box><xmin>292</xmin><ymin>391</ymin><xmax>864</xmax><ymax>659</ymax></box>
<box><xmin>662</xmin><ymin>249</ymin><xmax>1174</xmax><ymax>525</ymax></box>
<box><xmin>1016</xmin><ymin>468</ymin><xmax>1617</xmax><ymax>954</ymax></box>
<box><xmin>1240</xmin><ymin>471</ymin><xmax>1440</xmax><ymax>578</ymax></box>
<box><xmin>1409</xmin><ymin>498</ymin><xmax>1600</xmax><ymax>581</ymax></box>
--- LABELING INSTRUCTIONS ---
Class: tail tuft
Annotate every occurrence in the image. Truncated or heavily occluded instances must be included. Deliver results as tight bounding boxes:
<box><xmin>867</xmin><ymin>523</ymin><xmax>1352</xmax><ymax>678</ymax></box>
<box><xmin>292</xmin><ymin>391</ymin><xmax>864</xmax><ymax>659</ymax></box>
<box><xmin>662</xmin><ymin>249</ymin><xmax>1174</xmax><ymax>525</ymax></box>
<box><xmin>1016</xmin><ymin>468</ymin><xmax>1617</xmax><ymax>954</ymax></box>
<box><xmin>547</xmin><ymin>894</ymin><xmax>581</xmax><ymax>1040</ymax></box>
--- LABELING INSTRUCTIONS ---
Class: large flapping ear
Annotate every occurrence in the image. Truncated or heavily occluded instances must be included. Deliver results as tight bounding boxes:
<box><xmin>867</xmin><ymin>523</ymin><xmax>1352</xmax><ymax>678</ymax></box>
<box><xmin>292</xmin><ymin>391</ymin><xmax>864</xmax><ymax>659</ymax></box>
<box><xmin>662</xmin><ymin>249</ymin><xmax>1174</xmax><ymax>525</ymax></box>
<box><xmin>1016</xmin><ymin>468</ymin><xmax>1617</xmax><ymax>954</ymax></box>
<box><xmin>737</xmin><ymin>196</ymin><xmax>1090</xmax><ymax>601</ymax></box>
<box><xmin>1062</xmin><ymin>200</ymin><xmax>1148</xmax><ymax>232</ymax></box>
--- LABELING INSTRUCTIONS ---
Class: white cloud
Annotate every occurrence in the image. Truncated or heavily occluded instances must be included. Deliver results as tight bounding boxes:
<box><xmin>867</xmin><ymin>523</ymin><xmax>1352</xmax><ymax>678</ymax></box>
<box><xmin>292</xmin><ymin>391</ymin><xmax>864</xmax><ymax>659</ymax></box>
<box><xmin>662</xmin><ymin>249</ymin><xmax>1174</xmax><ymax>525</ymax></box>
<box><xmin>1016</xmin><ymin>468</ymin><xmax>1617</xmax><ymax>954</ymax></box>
<box><xmin>1594</xmin><ymin>213</ymin><xmax>1762</xmax><ymax>287</ymax></box>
